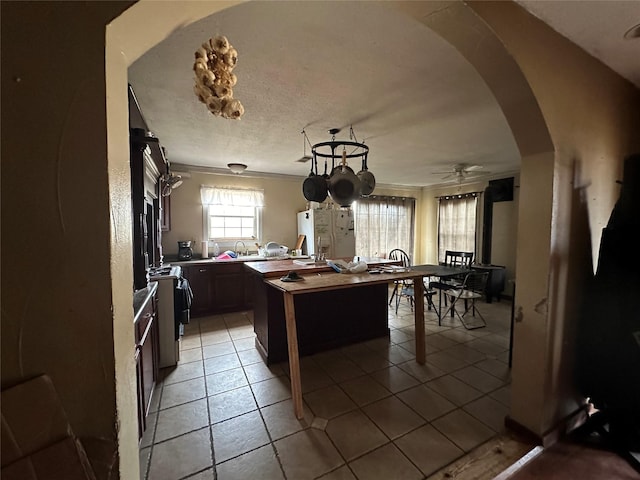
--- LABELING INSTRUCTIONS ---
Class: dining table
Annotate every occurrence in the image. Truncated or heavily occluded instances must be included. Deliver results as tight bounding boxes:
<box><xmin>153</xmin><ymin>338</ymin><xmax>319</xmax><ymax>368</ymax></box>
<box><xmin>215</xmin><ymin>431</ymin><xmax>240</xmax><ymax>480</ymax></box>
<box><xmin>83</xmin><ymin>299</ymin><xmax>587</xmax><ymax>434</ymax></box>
<box><xmin>411</xmin><ymin>264</ymin><xmax>471</xmax><ymax>324</ymax></box>
<box><xmin>266</xmin><ymin>269</ymin><xmax>427</xmax><ymax>419</ymax></box>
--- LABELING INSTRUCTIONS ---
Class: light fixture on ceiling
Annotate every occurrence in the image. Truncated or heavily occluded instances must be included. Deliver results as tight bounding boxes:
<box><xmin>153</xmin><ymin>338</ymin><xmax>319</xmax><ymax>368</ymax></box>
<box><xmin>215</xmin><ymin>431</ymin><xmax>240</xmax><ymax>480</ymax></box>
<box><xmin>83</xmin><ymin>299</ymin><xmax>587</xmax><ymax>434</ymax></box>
<box><xmin>302</xmin><ymin>126</ymin><xmax>375</xmax><ymax>207</ymax></box>
<box><xmin>227</xmin><ymin>163</ymin><xmax>247</xmax><ymax>174</ymax></box>
<box><xmin>432</xmin><ymin>163</ymin><xmax>488</xmax><ymax>184</ymax></box>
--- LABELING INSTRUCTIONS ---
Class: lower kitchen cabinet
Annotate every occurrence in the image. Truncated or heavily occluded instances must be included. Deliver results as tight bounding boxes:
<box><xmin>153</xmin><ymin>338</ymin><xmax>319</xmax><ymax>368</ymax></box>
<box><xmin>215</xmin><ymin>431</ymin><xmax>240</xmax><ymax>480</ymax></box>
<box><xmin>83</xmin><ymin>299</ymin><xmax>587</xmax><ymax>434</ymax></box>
<box><xmin>184</xmin><ymin>264</ymin><xmax>215</xmax><ymax>316</ymax></box>
<box><xmin>134</xmin><ymin>283</ymin><xmax>159</xmax><ymax>440</ymax></box>
<box><xmin>182</xmin><ymin>262</ymin><xmax>253</xmax><ymax>316</ymax></box>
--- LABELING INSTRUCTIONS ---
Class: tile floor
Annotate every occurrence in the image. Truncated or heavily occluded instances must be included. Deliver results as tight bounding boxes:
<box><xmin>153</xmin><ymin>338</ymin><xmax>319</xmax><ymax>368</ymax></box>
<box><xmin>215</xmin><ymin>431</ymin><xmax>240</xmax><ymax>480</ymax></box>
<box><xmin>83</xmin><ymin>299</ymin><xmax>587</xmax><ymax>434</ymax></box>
<box><xmin>139</xmin><ymin>289</ymin><xmax>513</xmax><ymax>480</ymax></box>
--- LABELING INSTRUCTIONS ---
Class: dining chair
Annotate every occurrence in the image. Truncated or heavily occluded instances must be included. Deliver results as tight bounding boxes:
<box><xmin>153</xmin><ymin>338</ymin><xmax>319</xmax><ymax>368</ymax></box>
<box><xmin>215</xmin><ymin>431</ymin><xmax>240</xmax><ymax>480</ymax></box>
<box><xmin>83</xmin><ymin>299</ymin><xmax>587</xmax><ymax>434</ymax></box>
<box><xmin>441</xmin><ymin>270</ymin><xmax>489</xmax><ymax>329</ymax></box>
<box><xmin>443</xmin><ymin>250</ymin><xmax>474</xmax><ymax>268</ymax></box>
<box><xmin>388</xmin><ymin>249</ymin><xmax>413</xmax><ymax>313</ymax></box>
<box><xmin>428</xmin><ymin>250</ymin><xmax>473</xmax><ymax>307</ymax></box>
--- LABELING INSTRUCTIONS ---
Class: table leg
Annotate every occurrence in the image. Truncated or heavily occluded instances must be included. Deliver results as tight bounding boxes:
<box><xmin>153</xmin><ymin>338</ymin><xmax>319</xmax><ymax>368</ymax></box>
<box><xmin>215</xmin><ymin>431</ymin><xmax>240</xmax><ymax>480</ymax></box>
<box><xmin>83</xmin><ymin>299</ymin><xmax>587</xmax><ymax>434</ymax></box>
<box><xmin>414</xmin><ymin>278</ymin><xmax>425</xmax><ymax>365</ymax></box>
<box><xmin>283</xmin><ymin>292</ymin><xmax>304</xmax><ymax>419</ymax></box>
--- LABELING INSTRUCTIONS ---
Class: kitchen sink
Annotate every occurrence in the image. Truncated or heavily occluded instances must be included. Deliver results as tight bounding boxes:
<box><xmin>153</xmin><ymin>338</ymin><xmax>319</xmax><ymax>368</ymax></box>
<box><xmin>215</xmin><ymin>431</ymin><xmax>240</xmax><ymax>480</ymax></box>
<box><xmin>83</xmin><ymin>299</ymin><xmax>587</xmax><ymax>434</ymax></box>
<box><xmin>233</xmin><ymin>255</ymin><xmax>265</xmax><ymax>261</ymax></box>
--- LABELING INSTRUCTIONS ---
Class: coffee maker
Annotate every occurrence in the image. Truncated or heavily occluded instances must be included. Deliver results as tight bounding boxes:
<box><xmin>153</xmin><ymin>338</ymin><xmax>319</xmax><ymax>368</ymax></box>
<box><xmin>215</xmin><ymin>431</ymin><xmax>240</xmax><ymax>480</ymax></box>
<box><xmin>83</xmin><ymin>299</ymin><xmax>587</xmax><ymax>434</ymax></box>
<box><xmin>177</xmin><ymin>241</ymin><xmax>193</xmax><ymax>260</ymax></box>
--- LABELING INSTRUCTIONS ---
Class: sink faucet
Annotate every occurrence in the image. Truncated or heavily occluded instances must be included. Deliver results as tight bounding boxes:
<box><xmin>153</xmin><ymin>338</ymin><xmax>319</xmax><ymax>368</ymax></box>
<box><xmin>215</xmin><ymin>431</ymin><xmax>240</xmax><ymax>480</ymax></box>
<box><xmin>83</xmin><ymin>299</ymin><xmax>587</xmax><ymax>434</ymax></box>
<box><xmin>234</xmin><ymin>240</ymin><xmax>247</xmax><ymax>256</ymax></box>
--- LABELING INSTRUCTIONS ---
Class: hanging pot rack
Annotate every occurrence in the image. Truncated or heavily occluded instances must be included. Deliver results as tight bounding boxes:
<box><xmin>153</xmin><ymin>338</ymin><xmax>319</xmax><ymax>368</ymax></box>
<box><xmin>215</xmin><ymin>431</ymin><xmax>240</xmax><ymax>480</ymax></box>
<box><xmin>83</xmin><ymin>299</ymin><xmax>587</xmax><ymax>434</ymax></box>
<box><xmin>301</xmin><ymin>126</ymin><xmax>375</xmax><ymax>206</ymax></box>
<box><xmin>310</xmin><ymin>127</ymin><xmax>369</xmax><ymax>171</ymax></box>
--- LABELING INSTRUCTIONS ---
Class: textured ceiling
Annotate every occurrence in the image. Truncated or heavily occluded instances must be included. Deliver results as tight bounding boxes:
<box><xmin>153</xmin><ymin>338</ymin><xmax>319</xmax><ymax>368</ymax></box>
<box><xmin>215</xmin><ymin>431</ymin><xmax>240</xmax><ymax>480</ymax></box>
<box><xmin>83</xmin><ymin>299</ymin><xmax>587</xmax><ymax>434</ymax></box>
<box><xmin>128</xmin><ymin>1</ymin><xmax>639</xmax><ymax>188</ymax></box>
<box><xmin>516</xmin><ymin>0</ymin><xmax>640</xmax><ymax>88</ymax></box>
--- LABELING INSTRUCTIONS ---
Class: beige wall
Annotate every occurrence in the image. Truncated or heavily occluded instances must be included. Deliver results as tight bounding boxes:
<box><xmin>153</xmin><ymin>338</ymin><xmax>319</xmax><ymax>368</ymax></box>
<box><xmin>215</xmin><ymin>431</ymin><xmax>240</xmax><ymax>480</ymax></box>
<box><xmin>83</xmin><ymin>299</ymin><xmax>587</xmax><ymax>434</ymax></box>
<box><xmin>471</xmin><ymin>2</ymin><xmax>640</xmax><ymax>438</ymax></box>
<box><xmin>163</xmin><ymin>171</ymin><xmax>307</xmax><ymax>255</ymax></box>
<box><xmin>418</xmin><ymin>176</ymin><xmax>520</xmax><ymax>286</ymax></box>
<box><xmin>163</xmin><ymin>170</ymin><xmax>423</xmax><ymax>257</ymax></box>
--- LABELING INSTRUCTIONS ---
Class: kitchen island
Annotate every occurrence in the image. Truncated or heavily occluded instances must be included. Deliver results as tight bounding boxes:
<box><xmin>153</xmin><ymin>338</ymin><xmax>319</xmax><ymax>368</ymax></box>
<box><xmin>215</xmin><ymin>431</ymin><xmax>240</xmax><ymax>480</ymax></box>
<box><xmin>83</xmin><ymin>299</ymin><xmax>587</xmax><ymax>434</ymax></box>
<box><xmin>265</xmin><ymin>268</ymin><xmax>426</xmax><ymax>419</ymax></box>
<box><xmin>245</xmin><ymin>257</ymin><xmax>400</xmax><ymax>364</ymax></box>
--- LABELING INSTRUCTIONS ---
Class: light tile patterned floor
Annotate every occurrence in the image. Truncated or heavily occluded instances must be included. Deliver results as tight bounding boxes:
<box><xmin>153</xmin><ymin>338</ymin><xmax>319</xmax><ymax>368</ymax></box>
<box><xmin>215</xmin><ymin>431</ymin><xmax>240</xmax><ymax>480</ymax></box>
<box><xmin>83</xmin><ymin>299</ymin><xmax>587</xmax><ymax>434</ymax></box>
<box><xmin>140</xmin><ymin>289</ymin><xmax>513</xmax><ymax>480</ymax></box>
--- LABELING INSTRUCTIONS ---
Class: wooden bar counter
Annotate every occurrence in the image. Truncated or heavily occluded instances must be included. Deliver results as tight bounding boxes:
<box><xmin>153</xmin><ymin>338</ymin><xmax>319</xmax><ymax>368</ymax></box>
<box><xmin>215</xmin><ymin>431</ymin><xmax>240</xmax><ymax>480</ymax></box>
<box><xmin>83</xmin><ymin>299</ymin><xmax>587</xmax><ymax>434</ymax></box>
<box><xmin>245</xmin><ymin>258</ymin><xmax>400</xmax><ymax>364</ymax></box>
<box><xmin>265</xmin><ymin>268</ymin><xmax>426</xmax><ymax>419</ymax></box>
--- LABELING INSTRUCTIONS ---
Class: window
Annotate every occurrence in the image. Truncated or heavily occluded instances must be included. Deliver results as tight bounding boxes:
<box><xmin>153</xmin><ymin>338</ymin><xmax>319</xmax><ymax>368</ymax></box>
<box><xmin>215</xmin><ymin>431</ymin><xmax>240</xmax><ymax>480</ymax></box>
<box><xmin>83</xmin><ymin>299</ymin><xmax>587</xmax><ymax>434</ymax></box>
<box><xmin>208</xmin><ymin>204</ymin><xmax>256</xmax><ymax>239</ymax></box>
<box><xmin>354</xmin><ymin>196</ymin><xmax>415</xmax><ymax>259</ymax></box>
<box><xmin>437</xmin><ymin>193</ymin><xmax>478</xmax><ymax>263</ymax></box>
<box><xmin>200</xmin><ymin>186</ymin><xmax>264</xmax><ymax>244</ymax></box>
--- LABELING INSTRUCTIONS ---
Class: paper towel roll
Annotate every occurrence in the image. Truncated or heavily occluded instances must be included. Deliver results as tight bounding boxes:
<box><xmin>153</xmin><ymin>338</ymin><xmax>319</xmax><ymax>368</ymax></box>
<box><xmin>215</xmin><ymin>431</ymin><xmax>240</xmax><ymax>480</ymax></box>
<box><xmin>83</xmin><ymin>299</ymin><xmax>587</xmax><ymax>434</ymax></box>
<box><xmin>201</xmin><ymin>241</ymin><xmax>208</xmax><ymax>259</ymax></box>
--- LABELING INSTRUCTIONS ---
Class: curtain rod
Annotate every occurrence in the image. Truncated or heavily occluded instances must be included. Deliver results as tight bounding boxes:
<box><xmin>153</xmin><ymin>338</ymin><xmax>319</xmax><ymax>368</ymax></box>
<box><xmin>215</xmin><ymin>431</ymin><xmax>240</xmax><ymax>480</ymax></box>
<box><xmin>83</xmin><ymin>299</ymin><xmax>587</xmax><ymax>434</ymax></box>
<box><xmin>361</xmin><ymin>194</ymin><xmax>416</xmax><ymax>201</ymax></box>
<box><xmin>435</xmin><ymin>191</ymin><xmax>483</xmax><ymax>199</ymax></box>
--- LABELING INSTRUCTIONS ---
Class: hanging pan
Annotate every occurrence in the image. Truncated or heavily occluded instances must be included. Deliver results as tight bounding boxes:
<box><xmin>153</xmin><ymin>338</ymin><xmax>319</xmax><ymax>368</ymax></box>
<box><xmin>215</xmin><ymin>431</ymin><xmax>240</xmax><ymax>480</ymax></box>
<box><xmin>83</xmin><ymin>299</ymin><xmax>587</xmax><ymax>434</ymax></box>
<box><xmin>357</xmin><ymin>152</ymin><xmax>376</xmax><ymax>196</ymax></box>
<box><xmin>328</xmin><ymin>147</ymin><xmax>361</xmax><ymax>207</ymax></box>
<box><xmin>302</xmin><ymin>153</ymin><xmax>328</xmax><ymax>202</ymax></box>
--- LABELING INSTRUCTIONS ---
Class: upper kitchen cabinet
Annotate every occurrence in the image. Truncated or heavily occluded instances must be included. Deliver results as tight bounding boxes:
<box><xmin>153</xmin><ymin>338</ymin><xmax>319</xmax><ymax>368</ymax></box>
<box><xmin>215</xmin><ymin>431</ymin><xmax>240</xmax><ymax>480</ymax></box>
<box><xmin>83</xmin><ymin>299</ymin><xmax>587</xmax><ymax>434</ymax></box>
<box><xmin>129</xmin><ymin>85</ymin><xmax>167</xmax><ymax>291</ymax></box>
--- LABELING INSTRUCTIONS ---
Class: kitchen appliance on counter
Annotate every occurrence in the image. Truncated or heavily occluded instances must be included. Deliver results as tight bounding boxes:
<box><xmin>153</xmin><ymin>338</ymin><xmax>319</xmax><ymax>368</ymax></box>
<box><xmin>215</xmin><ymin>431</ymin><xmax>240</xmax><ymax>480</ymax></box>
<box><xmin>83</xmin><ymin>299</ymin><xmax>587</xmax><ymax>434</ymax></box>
<box><xmin>177</xmin><ymin>241</ymin><xmax>193</xmax><ymax>260</ymax></box>
<box><xmin>297</xmin><ymin>208</ymin><xmax>355</xmax><ymax>258</ymax></box>
<box><xmin>148</xmin><ymin>265</ymin><xmax>192</xmax><ymax>367</ymax></box>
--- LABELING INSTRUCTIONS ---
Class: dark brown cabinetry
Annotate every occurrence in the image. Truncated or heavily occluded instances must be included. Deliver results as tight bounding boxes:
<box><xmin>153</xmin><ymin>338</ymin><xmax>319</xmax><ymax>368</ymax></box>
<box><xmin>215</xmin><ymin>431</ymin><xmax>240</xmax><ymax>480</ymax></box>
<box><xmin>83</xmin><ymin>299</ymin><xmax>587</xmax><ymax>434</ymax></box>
<box><xmin>182</xmin><ymin>262</ymin><xmax>254</xmax><ymax>316</ymax></box>
<box><xmin>251</xmin><ymin>273</ymin><xmax>388</xmax><ymax>364</ymax></box>
<box><xmin>134</xmin><ymin>284</ymin><xmax>159</xmax><ymax>440</ymax></box>
<box><xmin>214</xmin><ymin>263</ymin><xmax>245</xmax><ymax>311</ymax></box>
<box><xmin>183</xmin><ymin>264</ymin><xmax>215</xmax><ymax>316</ymax></box>
<box><xmin>161</xmin><ymin>194</ymin><xmax>171</xmax><ymax>232</ymax></box>
<box><xmin>129</xmin><ymin>85</ymin><xmax>166</xmax><ymax>291</ymax></box>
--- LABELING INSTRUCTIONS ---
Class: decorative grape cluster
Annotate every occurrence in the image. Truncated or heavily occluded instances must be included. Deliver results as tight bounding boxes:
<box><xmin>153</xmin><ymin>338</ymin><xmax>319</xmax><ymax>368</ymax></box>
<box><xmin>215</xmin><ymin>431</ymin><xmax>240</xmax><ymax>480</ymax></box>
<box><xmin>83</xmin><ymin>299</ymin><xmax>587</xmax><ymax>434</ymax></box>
<box><xmin>193</xmin><ymin>35</ymin><xmax>244</xmax><ymax>120</ymax></box>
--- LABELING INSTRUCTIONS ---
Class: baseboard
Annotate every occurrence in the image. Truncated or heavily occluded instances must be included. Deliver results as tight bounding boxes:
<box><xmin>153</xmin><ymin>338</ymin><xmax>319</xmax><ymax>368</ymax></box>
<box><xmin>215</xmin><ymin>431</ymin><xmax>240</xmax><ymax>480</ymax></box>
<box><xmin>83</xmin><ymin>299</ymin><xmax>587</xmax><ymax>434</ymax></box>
<box><xmin>505</xmin><ymin>404</ymin><xmax>590</xmax><ymax>447</ymax></box>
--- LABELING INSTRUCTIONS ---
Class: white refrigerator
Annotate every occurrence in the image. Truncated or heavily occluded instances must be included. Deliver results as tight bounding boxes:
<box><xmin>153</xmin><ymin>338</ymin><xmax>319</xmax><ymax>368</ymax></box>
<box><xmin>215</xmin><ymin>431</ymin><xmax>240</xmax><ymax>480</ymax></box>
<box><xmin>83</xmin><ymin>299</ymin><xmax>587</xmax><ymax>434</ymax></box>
<box><xmin>297</xmin><ymin>208</ymin><xmax>355</xmax><ymax>258</ymax></box>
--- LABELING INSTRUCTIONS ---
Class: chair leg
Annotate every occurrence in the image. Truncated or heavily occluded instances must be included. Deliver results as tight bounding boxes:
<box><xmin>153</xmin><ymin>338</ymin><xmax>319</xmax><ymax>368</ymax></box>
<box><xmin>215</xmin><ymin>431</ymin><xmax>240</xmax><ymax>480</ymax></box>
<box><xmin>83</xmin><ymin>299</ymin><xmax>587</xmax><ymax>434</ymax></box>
<box><xmin>425</xmin><ymin>292</ymin><xmax>435</xmax><ymax>311</ymax></box>
<box><xmin>458</xmin><ymin>299</ymin><xmax>486</xmax><ymax>330</ymax></box>
<box><xmin>389</xmin><ymin>284</ymin><xmax>398</xmax><ymax>306</ymax></box>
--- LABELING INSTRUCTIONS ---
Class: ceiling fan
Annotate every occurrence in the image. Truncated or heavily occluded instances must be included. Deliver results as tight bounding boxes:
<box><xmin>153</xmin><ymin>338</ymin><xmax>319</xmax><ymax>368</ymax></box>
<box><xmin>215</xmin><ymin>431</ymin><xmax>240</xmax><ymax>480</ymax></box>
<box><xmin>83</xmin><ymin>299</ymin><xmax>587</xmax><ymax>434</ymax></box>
<box><xmin>160</xmin><ymin>149</ymin><xmax>183</xmax><ymax>196</ymax></box>
<box><xmin>433</xmin><ymin>163</ymin><xmax>488</xmax><ymax>182</ymax></box>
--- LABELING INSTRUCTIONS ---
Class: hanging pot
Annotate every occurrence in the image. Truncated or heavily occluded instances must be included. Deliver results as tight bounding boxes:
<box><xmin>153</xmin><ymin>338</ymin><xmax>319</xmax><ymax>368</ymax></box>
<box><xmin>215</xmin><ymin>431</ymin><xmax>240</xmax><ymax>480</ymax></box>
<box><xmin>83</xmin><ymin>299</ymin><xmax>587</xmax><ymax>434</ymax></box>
<box><xmin>328</xmin><ymin>148</ymin><xmax>361</xmax><ymax>207</ymax></box>
<box><xmin>357</xmin><ymin>152</ymin><xmax>376</xmax><ymax>196</ymax></box>
<box><xmin>302</xmin><ymin>154</ymin><xmax>328</xmax><ymax>202</ymax></box>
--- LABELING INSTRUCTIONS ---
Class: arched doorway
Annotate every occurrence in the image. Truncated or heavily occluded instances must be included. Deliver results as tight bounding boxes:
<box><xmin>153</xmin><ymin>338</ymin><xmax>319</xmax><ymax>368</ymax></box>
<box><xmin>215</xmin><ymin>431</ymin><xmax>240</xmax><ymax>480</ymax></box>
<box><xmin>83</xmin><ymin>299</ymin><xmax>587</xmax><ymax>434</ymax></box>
<box><xmin>106</xmin><ymin>2</ymin><xmax>554</xmax><ymax>476</ymax></box>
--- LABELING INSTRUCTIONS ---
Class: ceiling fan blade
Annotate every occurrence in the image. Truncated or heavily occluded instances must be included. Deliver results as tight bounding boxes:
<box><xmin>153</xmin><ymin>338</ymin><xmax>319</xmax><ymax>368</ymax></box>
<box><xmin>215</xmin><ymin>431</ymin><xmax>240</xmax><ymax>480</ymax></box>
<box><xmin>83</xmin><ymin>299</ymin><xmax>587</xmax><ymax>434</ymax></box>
<box><xmin>296</xmin><ymin>155</ymin><xmax>313</xmax><ymax>163</ymax></box>
<box><xmin>464</xmin><ymin>164</ymin><xmax>484</xmax><ymax>172</ymax></box>
<box><xmin>440</xmin><ymin>173</ymin><xmax>455</xmax><ymax>180</ymax></box>
<box><xmin>465</xmin><ymin>171</ymin><xmax>491</xmax><ymax>178</ymax></box>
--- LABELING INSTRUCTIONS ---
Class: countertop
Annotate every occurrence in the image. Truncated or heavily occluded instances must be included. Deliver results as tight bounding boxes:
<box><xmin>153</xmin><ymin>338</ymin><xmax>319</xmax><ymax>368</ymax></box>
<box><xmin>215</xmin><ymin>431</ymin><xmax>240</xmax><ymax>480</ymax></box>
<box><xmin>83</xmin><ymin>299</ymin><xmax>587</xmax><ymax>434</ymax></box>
<box><xmin>266</xmin><ymin>269</ymin><xmax>425</xmax><ymax>294</ymax></box>
<box><xmin>168</xmin><ymin>255</ymin><xmax>308</xmax><ymax>266</ymax></box>
<box><xmin>244</xmin><ymin>257</ymin><xmax>399</xmax><ymax>278</ymax></box>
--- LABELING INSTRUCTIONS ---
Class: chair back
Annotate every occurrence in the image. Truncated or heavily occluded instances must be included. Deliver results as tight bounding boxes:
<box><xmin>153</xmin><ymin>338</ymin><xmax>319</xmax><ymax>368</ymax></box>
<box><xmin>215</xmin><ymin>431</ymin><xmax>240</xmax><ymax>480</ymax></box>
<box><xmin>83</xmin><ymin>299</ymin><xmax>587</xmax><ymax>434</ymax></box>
<box><xmin>443</xmin><ymin>250</ymin><xmax>473</xmax><ymax>267</ymax></box>
<box><xmin>388</xmin><ymin>248</ymin><xmax>411</xmax><ymax>268</ymax></box>
<box><xmin>461</xmin><ymin>270</ymin><xmax>489</xmax><ymax>293</ymax></box>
